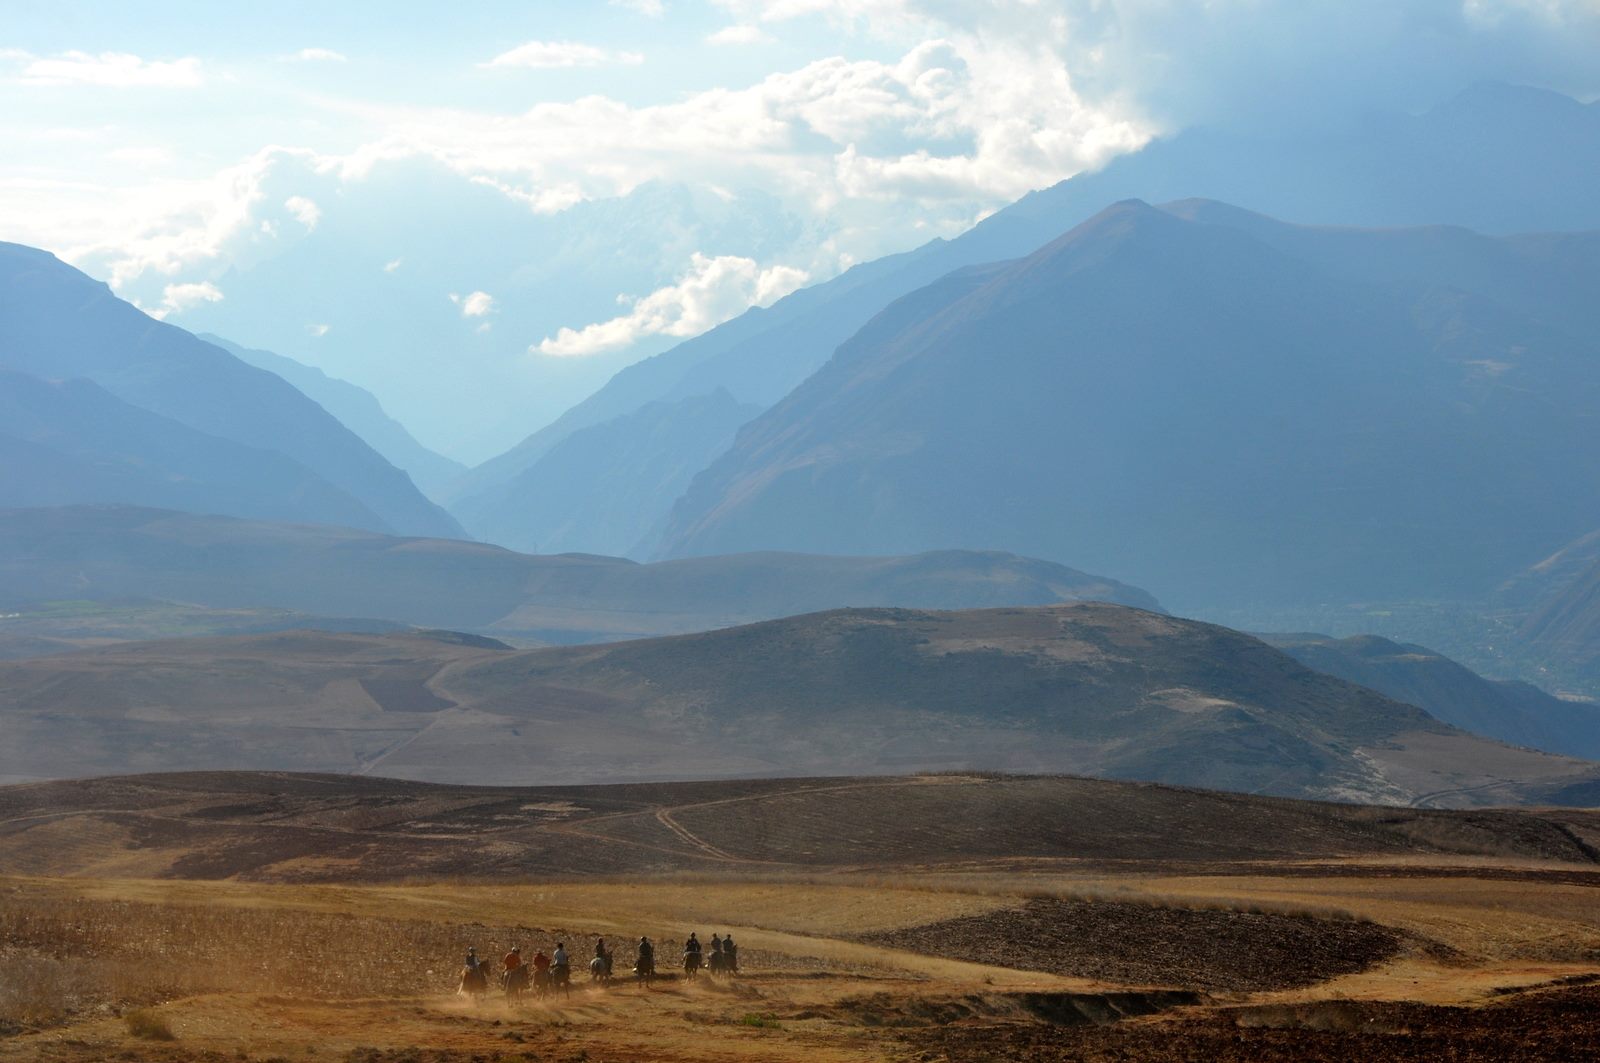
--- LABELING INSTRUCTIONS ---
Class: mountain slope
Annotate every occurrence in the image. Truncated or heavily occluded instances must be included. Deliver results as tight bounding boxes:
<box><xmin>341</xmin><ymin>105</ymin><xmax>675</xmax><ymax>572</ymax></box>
<box><xmin>657</xmin><ymin>201</ymin><xmax>1600</xmax><ymax>611</ymax></box>
<box><xmin>458</xmin><ymin>389</ymin><xmax>761</xmax><ymax>556</ymax></box>
<box><xmin>0</xmin><ymin>505</ymin><xmax>1158</xmax><ymax>643</ymax></box>
<box><xmin>0</xmin><ymin>242</ymin><xmax>461</xmax><ymax>537</ymax></box>
<box><xmin>1514</xmin><ymin>560</ymin><xmax>1600</xmax><ymax>688</ymax></box>
<box><xmin>200</xmin><ymin>334</ymin><xmax>465</xmax><ymax>498</ymax></box>
<box><xmin>1262</xmin><ymin>632</ymin><xmax>1600</xmax><ymax>760</ymax></box>
<box><xmin>449</xmin><ymin>83</ymin><xmax>1600</xmax><ymax>551</ymax></box>
<box><xmin>2</xmin><ymin>604</ymin><xmax>1594</xmax><ymax>805</ymax></box>
<box><xmin>0</xmin><ymin>370</ymin><xmax>385</xmax><ymax>529</ymax></box>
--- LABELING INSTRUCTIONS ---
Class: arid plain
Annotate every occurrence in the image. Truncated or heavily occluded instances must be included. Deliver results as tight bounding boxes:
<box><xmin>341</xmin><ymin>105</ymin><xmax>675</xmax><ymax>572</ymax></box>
<box><xmin>4</xmin><ymin>772</ymin><xmax>1600</xmax><ymax>1061</ymax></box>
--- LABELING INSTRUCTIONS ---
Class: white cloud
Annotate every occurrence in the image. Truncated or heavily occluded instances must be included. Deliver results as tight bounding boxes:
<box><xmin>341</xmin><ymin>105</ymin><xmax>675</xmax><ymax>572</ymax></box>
<box><xmin>151</xmin><ymin>279</ymin><xmax>223</xmax><ymax>319</ymax></box>
<box><xmin>308</xmin><ymin>323</ymin><xmax>330</xmax><ymax>337</ymax></box>
<box><xmin>611</xmin><ymin>0</ymin><xmax>666</xmax><ymax>14</ymax></box>
<box><xmin>284</xmin><ymin>195</ymin><xmax>321</xmax><ymax>230</ymax></box>
<box><xmin>450</xmin><ymin>290</ymin><xmax>497</xmax><ymax>318</ymax></box>
<box><xmin>537</xmin><ymin>252</ymin><xmax>808</xmax><ymax>356</ymax></box>
<box><xmin>383</xmin><ymin>258</ymin><xmax>403</xmax><ymax>272</ymax></box>
<box><xmin>285</xmin><ymin>48</ymin><xmax>348</xmax><ymax>63</ymax></box>
<box><xmin>708</xmin><ymin>25</ymin><xmax>776</xmax><ymax>45</ymax></box>
<box><xmin>481</xmin><ymin>41</ymin><xmax>646</xmax><ymax>69</ymax></box>
<box><xmin>10</xmin><ymin>50</ymin><xmax>203</xmax><ymax>88</ymax></box>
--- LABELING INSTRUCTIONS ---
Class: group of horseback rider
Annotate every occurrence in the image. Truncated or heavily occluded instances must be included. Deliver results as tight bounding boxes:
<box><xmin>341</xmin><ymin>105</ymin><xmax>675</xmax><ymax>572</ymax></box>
<box><xmin>678</xmin><ymin>930</ymin><xmax>739</xmax><ymax>976</ymax></box>
<box><xmin>462</xmin><ymin>930</ymin><xmax>738</xmax><ymax>992</ymax></box>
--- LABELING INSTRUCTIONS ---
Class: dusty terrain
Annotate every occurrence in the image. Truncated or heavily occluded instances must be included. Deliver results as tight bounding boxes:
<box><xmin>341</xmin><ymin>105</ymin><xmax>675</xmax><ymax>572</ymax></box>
<box><xmin>3</xmin><ymin>772</ymin><xmax>1600</xmax><ymax>1060</ymax></box>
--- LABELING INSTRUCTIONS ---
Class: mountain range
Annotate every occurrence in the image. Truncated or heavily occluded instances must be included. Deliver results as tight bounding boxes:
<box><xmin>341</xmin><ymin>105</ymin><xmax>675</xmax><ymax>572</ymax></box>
<box><xmin>3</xmin><ymin>602</ymin><xmax>1594</xmax><ymax>806</ymax></box>
<box><xmin>655</xmin><ymin>199</ymin><xmax>1600</xmax><ymax>611</ymax></box>
<box><xmin>447</xmin><ymin>83</ymin><xmax>1600</xmax><ymax>563</ymax></box>
<box><xmin>0</xmin><ymin>243</ymin><xmax>460</xmax><ymax>538</ymax></box>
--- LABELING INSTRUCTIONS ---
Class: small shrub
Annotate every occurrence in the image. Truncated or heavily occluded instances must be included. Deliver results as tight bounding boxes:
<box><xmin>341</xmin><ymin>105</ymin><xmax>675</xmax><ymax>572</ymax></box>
<box><xmin>124</xmin><ymin>1007</ymin><xmax>175</xmax><ymax>1041</ymax></box>
<box><xmin>739</xmin><ymin>1012</ymin><xmax>782</xmax><ymax>1029</ymax></box>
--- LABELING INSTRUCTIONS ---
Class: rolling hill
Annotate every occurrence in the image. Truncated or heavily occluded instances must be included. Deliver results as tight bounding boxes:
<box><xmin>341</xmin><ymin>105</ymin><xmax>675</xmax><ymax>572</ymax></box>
<box><xmin>449</xmin><ymin>82</ymin><xmax>1600</xmax><ymax>557</ymax></box>
<box><xmin>1</xmin><ymin>770</ymin><xmax>1597</xmax><ymax>881</ymax></box>
<box><xmin>0</xmin><ymin>505</ymin><xmax>1157</xmax><ymax>644</ymax></box>
<box><xmin>656</xmin><ymin>200</ymin><xmax>1600</xmax><ymax>611</ymax></box>
<box><xmin>2</xmin><ymin>602</ymin><xmax>1595</xmax><ymax>806</ymax></box>
<box><xmin>0</xmin><ymin>242</ymin><xmax>460</xmax><ymax>537</ymax></box>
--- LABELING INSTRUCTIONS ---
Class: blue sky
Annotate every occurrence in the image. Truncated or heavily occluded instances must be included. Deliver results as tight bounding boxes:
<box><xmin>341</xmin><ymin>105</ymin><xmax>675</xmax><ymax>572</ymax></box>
<box><xmin>4</xmin><ymin>1</ymin><xmax>1598</xmax><ymax>459</ymax></box>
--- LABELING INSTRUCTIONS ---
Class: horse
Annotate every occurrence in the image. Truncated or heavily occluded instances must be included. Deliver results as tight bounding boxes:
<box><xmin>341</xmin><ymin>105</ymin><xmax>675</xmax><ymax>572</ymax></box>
<box><xmin>532</xmin><ymin>967</ymin><xmax>552</xmax><ymax>999</ymax></box>
<box><xmin>551</xmin><ymin>964</ymin><xmax>572</xmax><ymax>999</ymax></box>
<box><xmin>589</xmin><ymin>954</ymin><xmax>613</xmax><ymax>985</ymax></box>
<box><xmin>683</xmin><ymin>950</ymin><xmax>703</xmax><ymax>981</ymax></box>
<box><xmin>502</xmin><ymin>963</ymin><xmax>529</xmax><ymax>1004</ymax></box>
<box><xmin>634</xmin><ymin>954</ymin><xmax>656</xmax><ymax>989</ymax></box>
<box><xmin>458</xmin><ymin>963</ymin><xmax>490</xmax><ymax>1003</ymax></box>
<box><xmin>708</xmin><ymin>949</ymin><xmax>732</xmax><ymax>978</ymax></box>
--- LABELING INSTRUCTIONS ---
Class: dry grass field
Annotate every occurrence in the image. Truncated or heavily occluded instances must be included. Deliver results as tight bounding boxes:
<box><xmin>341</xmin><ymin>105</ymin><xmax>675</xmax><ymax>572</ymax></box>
<box><xmin>4</xmin><ymin>772</ymin><xmax>1600</xmax><ymax>1060</ymax></box>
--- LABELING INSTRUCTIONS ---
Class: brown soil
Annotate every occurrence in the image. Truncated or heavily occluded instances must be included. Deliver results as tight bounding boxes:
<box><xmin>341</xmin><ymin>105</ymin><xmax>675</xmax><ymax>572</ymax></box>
<box><xmin>905</xmin><ymin>984</ymin><xmax>1600</xmax><ymax>1062</ymax></box>
<box><xmin>861</xmin><ymin>897</ymin><xmax>1408</xmax><ymax>991</ymax></box>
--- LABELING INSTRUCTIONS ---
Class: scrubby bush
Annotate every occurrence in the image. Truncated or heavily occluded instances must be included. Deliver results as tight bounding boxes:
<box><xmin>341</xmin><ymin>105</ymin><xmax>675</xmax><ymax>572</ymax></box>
<box><xmin>123</xmin><ymin>1007</ymin><xmax>175</xmax><ymax>1040</ymax></box>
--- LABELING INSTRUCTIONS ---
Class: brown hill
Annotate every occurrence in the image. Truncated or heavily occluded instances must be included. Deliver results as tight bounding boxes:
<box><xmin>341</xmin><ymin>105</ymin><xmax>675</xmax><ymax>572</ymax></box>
<box><xmin>3</xmin><ymin>602</ymin><xmax>1596</xmax><ymax>805</ymax></box>
<box><xmin>1</xmin><ymin>770</ymin><xmax>1597</xmax><ymax>882</ymax></box>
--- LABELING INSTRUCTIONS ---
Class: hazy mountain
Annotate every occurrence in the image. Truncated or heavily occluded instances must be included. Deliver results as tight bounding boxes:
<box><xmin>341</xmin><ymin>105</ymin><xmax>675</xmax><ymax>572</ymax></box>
<box><xmin>200</xmin><ymin>334</ymin><xmax>465</xmax><ymax>499</ymax></box>
<box><xmin>657</xmin><ymin>200</ymin><xmax>1600</xmax><ymax>612</ymax></box>
<box><xmin>0</xmin><ymin>505</ymin><xmax>1158</xmax><ymax>644</ymax></box>
<box><xmin>3</xmin><ymin>603</ymin><xmax>1594</xmax><ymax>806</ymax></box>
<box><xmin>451</xmin><ymin>83</ymin><xmax>1600</xmax><ymax>553</ymax></box>
<box><xmin>456</xmin><ymin>389</ymin><xmax>761</xmax><ymax>556</ymax></box>
<box><xmin>163</xmin><ymin>168</ymin><xmax>815</xmax><ymax>462</ymax></box>
<box><xmin>1262</xmin><ymin>632</ymin><xmax>1600</xmax><ymax>760</ymax></box>
<box><xmin>0</xmin><ymin>242</ymin><xmax>462</xmax><ymax>538</ymax></box>
<box><xmin>0</xmin><ymin>370</ymin><xmax>385</xmax><ymax>530</ymax></box>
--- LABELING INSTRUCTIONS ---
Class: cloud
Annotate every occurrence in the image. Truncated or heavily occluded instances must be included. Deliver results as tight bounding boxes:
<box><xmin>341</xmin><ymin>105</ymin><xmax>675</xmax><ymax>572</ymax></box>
<box><xmin>383</xmin><ymin>258</ymin><xmax>403</xmax><ymax>272</ymax></box>
<box><xmin>308</xmin><ymin>323</ymin><xmax>330</xmax><ymax>337</ymax></box>
<box><xmin>611</xmin><ymin>0</ymin><xmax>666</xmax><ymax>14</ymax></box>
<box><xmin>9</xmin><ymin>50</ymin><xmax>203</xmax><ymax>88</ymax></box>
<box><xmin>284</xmin><ymin>195</ymin><xmax>321</xmax><ymax>230</ymax></box>
<box><xmin>151</xmin><ymin>279</ymin><xmax>222</xmax><ymax>319</ymax></box>
<box><xmin>284</xmin><ymin>48</ymin><xmax>348</xmax><ymax>63</ymax></box>
<box><xmin>480</xmin><ymin>41</ymin><xmax>646</xmax><ymax>69</ymax></box>
<box><xmin>450</xmin><ymin>290</ymin><xmax>497</xmax><ymax>318</ymax></box>
<box><xmin>537</xmin><ymin>252</ymin><xmax>808</xmax><ymax>356</ymax></box>
<box><xmin>707</xmin><ymin>25</ymin><xmax>776</xmax><ymax>45</ymax></box>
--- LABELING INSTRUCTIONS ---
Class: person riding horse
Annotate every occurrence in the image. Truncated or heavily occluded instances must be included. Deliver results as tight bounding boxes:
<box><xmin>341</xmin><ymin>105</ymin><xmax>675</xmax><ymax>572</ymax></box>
<box><xmin>502</xmin><ymin>945</ymin><xmax>529</xmax><ymax>999</ymax></box>
<box><xmin>723</xmin><ymin>934</ymin><xmax>738</xmax><ymax>972</ymax></box>
<box><xmin>594</xmin><ymin>936</ymin><xmax>613</xmax><ymax>976</ymax></box>
<box><xmin>552</xmin><ymin>941</ymin><xmax>572</xmax><ymax>991</ymax></box>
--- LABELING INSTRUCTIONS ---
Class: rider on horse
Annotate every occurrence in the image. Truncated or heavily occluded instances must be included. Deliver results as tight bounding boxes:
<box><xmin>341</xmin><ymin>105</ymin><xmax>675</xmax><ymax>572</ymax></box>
<box><xmin>723</xmin><ymin>934</ymin><xmax>738</xmax><ymax>971</ymax></box>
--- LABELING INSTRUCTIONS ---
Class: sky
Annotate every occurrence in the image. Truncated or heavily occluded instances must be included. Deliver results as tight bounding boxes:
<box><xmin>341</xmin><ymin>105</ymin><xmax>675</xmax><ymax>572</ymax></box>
<box><xmin>3</xmin><ymin>0</ymin><xmax>1598</xmax><ymax>460</ymax></box>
